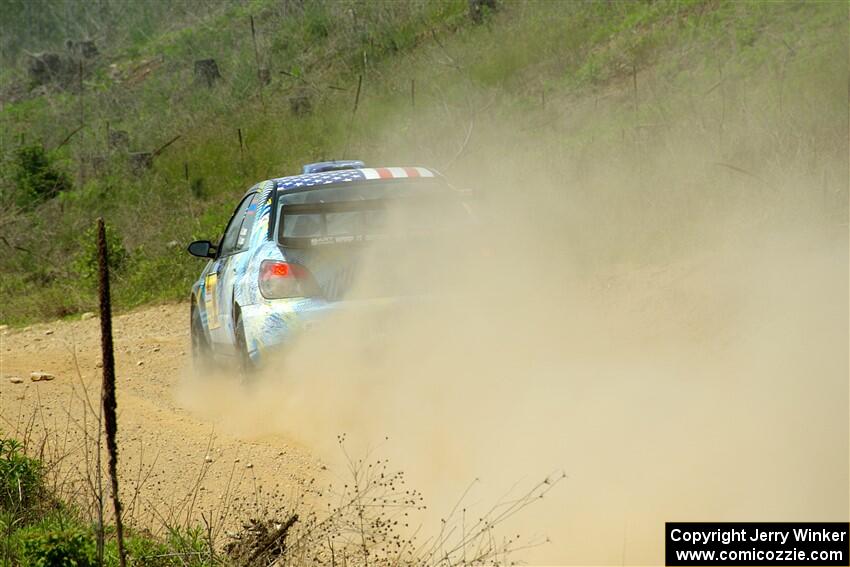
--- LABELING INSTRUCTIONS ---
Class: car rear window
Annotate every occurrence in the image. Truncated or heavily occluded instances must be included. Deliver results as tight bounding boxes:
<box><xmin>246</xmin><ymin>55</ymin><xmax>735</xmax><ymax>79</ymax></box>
<box><xmin>277</xmin><ymin>180</ymin><xmax>471</xmax><ymax>247</ymax></box>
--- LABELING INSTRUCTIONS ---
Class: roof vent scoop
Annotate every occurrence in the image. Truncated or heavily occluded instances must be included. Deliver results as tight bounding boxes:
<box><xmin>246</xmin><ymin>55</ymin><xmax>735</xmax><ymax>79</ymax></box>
<box><xmin>302</xmin><ymin>160</ymin><xmax>365</xmax><ymax>174</ymax></box>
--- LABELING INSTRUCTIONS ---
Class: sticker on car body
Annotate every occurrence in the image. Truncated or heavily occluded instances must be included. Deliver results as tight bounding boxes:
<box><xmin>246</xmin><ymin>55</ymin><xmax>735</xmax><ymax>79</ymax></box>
<box><xmin>204</xmin><ymin>272</ymin><xmax>220</xmax><ymax>329</ymax></box>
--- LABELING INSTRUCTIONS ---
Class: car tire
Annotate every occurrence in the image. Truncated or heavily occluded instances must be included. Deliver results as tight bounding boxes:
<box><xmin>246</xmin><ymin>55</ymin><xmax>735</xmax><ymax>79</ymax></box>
<box><xmin>234</xmin><ymin>311</ymin><xmax>255</xmax><ymax>377</ymax></box>
<box><xmin>191</xmin><ymin>306</ymin><xmax>214</xmax><ymax>374</ymax></box>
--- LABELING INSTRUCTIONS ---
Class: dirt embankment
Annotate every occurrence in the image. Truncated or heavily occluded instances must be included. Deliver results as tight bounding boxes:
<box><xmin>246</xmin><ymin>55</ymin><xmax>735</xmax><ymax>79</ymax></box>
<box><xmin>0</xmin><ymin>303</ymin><xmax>319</xmax><ymax>534</ymax></box>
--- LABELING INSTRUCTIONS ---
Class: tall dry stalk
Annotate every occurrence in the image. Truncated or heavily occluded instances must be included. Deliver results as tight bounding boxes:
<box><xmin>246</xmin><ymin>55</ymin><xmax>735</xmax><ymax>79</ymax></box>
<box><xmin>97</xmin><ymin>217</ymin><xmax>127</xmax><ymax>567</ymax></box>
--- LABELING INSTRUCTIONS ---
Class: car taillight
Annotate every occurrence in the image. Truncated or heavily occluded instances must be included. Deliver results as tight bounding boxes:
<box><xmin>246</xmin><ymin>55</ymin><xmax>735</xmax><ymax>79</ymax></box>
<box><xmin>259</xmin><ymin>260</ymin><xmax>320</xmax><ymax>299</ymax></box>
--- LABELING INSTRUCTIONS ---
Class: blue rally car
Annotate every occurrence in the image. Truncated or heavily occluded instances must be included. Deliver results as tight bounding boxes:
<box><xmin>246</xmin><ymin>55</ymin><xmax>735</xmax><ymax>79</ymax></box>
<box><xmin>187</xmin><ymin>160</ymin><xmax>470</xmax><ymax>370</ymax></box>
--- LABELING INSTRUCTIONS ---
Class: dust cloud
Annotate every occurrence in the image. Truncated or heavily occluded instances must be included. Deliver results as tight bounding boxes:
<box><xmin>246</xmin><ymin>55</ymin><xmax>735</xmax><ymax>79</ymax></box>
<box><xmin>179</xmin><ymin>58</ymin><xmax>848</xmax><ymax>564</ymax></box>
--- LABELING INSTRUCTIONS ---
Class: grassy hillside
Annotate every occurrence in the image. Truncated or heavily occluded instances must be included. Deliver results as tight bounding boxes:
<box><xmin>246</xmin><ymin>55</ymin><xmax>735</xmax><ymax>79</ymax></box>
<box><xmin>0</xmin><ymin>0</ymin><xmax>846</xmax><ymax>324</ymax></box>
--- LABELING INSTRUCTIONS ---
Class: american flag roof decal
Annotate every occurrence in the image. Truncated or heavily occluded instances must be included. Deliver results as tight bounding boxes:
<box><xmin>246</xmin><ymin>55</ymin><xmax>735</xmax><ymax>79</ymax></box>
<box><xmin>273</xmin><ymin>167</ymin><xmax>435</xmax><ymax>191</ymax></box>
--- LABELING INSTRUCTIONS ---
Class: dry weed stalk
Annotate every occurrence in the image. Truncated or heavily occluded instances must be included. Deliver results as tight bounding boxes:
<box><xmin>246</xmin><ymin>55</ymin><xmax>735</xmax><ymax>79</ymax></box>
<box><xmin>225</xmin><ymin>434</ymin><xmax>563</xmax><ymax>567</ymax></box>
<box><xmin>97</xmin><ymin>216</ymin><xmax>127</xmax><ymax>567</ymax></box>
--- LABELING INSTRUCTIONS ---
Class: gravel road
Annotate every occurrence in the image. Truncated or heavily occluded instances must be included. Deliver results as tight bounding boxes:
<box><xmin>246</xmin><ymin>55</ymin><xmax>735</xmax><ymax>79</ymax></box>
<box><xmin>0</xmin><ymin>302</ymin><xmax>320</xmax><ymax>535</ymax></box>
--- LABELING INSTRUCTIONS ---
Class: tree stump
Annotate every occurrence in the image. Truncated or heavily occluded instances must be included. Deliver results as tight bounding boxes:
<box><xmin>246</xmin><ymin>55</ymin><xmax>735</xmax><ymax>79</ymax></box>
<box><xmin>194</xmin><ymin>59</ymin><xmax>221</xmax><ymax>87</ymax></box>
<box><xmin>108</xmin><ymin>130</ymin><xmax>130</xmax><ymax>152</ymax></box>
<box><xmin>79</xmin><ymin>40</ymin><xmax>99</xmax><ymax>59</ymax></box>
<box><xmin>26</xmin><ymin>52</ymin><xmax>74</xmax><ymax>88</ymax></box>
<box><xmin>469</xmin><ymin>0</ymin><xmax>497</xmax><ymax>23</ymax></box>
<box><xmin>258</xmin><ymin>68</ymin><xmax>271</xmax><ymax>86</ymax></box>
<box><xmin>128</xmin><ymin>152</ymin><xmax>153</xmax><ymax>173</ymax></box>
<box><xmin>289</xmin><ymin>92</ymin><xmax>311</xmax><ymax>116</ymax></box>
<box><xmin>88</xmin><ymin>155</ymin><xmax>108</xmax><ymax>175</ymax></box>
<box><xmin>65</xmin><ymin>39</ymin><xmax>99</xmax><ymax>59</ymax></box>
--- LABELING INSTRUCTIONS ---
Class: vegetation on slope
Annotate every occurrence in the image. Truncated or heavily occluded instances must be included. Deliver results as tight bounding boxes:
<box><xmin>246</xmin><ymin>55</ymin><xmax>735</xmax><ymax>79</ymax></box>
<box><xmin>0</xmin><ymin>0</ymin><xmax>845</xmax><ymax>324</ymax></box>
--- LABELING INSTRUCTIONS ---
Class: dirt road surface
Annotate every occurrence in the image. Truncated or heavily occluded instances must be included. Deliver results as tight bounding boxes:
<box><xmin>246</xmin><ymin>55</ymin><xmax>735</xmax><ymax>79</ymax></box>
<box><xmin>0</xmin><ymin>236</ymin><xmax>845</xmax><ymax>565</ymax></box>
<box><xmin>0</xmin><ymin>302</ymin><xmax>319</xmax><ymax>535</ymax></box>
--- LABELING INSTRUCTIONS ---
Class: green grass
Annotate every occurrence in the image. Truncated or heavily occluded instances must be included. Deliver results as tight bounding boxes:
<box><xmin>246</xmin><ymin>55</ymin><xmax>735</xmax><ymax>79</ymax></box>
<box><xmin>0</xmin><ymin>0</ymin><xmax>846</xmax><ymax>324</ymax></box>
<box><xmin>0</xmin><ymin>436</ymin><xmax>213</xmax><ymax>566</ymax></box>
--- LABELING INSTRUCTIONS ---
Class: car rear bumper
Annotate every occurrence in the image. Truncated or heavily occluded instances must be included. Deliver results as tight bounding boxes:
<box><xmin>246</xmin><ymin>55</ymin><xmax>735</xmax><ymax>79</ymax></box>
<box><xmin>240</xmin><ymin>295</ymin><xmax>412</xmax><ymax>363</ymax></box>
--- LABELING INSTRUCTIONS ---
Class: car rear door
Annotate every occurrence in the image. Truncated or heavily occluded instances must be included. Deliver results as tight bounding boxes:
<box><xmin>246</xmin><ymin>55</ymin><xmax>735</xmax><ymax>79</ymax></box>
<box><xmin>208</xmin><ymin>192</ymin><xmax>256</xmax><ymax>347</ymax></box>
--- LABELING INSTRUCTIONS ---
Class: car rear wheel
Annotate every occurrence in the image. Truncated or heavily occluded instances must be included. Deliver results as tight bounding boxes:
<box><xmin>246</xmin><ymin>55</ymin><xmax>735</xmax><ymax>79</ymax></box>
<box><xmin>191</xmin><ymin>306</ymin><xmax>214</xmax><ymax>373</ymax></box>
<box><xmin>234</xmin><ymin>311</ymin><xmax>255</xmax><ymax>377</ymax></box>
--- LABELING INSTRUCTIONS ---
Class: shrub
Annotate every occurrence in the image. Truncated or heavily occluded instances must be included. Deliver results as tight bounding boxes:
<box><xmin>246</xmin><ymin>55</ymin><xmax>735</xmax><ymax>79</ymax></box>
<box><xmin>22</xmin><ymin>529</ymin><xmax>96</xmax><ymax>567</ymax></box>
<box><xmin>0</xmin><ymin>438</ymin><xmax>43</xmax><ymax>516</ymax></box>
<box><xmin>72</xmin><ymin>221</ymin><xmax>130</xmax><ymax>286</ymax></box>
<box><xmin>10</xmin><ymin>143</ymin><xmax>72</xmax><ymax>209</ymax></box>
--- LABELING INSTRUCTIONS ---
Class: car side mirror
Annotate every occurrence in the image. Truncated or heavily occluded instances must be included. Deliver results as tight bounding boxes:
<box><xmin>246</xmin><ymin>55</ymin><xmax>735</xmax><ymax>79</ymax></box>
<box><xmin>187</xmin><ymin>240</ymin><xmax>216</xmax><ymax>259</ymax></box>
